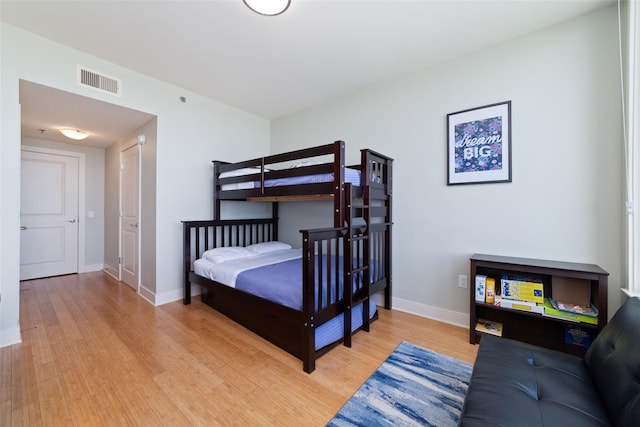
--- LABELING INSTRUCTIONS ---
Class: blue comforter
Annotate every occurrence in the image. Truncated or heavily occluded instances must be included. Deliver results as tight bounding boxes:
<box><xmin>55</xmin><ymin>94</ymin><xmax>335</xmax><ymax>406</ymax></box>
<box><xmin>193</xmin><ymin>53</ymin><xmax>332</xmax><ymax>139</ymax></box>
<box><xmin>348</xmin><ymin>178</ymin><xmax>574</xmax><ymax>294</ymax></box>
<box><xmin>236</xmin><ymin>256</ymin><xmax>359</xmax><ymax>310</ymax></box>
<box><xmin>235</xmin><ymin>256</ymin><xmax>377</xmax><ymax>351</ymax></box>
<box><xmin>236</xmin><ymin>258</ymin><xmax>304</xmax><ymax>310</ymax></box>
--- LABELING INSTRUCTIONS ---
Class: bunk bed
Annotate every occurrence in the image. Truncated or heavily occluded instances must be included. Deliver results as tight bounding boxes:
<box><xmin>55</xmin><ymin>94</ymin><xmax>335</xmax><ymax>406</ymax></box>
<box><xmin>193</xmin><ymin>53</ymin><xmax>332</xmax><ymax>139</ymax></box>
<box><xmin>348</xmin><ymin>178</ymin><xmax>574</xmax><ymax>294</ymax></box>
<box><xmin>182</xmin><ymin>141</ymin><xmax>393</xmax><ymax>373</ymax></box>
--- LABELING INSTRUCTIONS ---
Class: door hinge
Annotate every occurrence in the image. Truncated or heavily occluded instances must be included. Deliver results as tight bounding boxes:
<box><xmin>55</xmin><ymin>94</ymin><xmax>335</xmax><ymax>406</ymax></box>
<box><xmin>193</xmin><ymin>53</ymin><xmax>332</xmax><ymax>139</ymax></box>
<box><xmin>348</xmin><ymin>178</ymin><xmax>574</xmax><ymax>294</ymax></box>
<box><xmin>118</xmin><ymin>257</ymin><xmax>121</xmax><ymax>265</ymax></box>
<box><xmin>120</xmin><ymin>162</ymin><xmax>124</xmax><ymax>171</ymax></box>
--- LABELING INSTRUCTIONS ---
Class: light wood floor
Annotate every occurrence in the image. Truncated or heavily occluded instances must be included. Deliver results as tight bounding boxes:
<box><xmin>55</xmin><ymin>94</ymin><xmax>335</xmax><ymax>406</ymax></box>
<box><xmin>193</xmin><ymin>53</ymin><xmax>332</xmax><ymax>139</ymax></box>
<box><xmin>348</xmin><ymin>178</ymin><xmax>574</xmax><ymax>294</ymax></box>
<box><xmin>1</xmin><ymin>272</ymin><xmax>478</xmax><ymax>426</ymax></box>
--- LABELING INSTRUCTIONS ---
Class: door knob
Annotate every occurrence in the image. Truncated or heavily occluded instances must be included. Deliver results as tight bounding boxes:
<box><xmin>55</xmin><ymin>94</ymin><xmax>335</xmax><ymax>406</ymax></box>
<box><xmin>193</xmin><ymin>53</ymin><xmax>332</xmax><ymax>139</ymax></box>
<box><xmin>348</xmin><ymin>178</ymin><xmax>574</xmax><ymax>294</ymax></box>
<box><xmin>20</xmin><ymin>225</ymin><xmax>27</xmax><ymax>230</ymax></box>
<box><xmin>66</xmin><ymin>219</ymin><xmax>77</xmax><ymax>223</ymax></box>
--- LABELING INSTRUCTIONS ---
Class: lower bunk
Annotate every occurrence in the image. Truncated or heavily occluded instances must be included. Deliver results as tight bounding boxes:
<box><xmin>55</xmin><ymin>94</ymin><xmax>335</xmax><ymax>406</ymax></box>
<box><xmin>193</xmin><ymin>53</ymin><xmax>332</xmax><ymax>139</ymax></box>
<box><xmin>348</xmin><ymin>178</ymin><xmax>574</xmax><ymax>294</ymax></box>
<box><xmin>183</xmin><ymin>219</ymin><xmax>391</xmax><ymax>373</ymax></box>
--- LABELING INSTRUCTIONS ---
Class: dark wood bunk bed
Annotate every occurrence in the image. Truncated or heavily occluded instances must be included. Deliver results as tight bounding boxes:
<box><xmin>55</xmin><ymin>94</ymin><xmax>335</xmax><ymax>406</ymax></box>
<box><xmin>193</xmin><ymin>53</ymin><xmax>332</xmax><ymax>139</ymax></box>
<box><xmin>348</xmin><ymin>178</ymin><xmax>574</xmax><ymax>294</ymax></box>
<box><xmin>183</xmin><ymin>141</ymin><xmax>393</xmax><ymax>373</ymax></box>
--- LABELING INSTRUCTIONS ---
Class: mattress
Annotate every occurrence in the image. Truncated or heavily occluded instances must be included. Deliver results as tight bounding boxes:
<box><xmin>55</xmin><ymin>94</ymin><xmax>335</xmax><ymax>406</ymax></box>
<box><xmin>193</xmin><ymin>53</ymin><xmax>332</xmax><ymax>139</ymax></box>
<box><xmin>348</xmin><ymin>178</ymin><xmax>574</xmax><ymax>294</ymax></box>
<box><xmin>194</xmin><ymin>248</ymin><xmax>302</xmax><ymax>290</ymax></box>
<box><xmin>219</xmin><ymin>167</ymin><xmax>361</xmax><ymax>191</ymax></box>
<box><xmin>193</xmin><ymin>249</ymin><xmax>376</xmax><ymax>350</ymax></box>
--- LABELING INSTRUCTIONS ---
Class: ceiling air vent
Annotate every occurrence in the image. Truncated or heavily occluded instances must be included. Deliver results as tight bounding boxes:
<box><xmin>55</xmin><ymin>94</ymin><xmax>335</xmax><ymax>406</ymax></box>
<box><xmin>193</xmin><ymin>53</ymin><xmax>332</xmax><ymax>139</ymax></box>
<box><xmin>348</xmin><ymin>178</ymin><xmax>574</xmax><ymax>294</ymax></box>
<box><xmin>77</xmin><ymin>66</ymin><xmax>122</xmax><ymax>96</ymax></box>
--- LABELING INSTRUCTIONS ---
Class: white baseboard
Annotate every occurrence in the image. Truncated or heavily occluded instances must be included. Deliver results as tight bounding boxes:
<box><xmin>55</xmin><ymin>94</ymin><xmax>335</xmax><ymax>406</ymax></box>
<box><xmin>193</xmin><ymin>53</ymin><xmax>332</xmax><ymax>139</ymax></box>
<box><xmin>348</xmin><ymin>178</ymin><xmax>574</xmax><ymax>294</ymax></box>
<box><xmin>117</xmin><ymin>281</ymin><xmax>467</xmax><ymax>328</ymax></box>
<box><xmin>0</xmin><ymin>326</ymin><xmax>22</xmax><ymax>348</ymax></box>
<box><xmin>103</xmin><ymin>265</ymin><xmax>118</xmax><ymax>280</ymax></box>
<box><xmin>391</xmin><ymin>296</ymin><xmax>469</xmax><ymax>329</ymax></box>
<box><xmin>154</xmin><ymin>285</ymin><xmax>202</xmax><ymax>306</ymax></box>
<box><xmin>137</xmin><ymin>285</ymin><xmax>202</xmax><ymax>307</ymax></box>
<box><xmin>139</xmin><ymin>284</ymin><xmax>157</xmax><ymax>305</ymax></box>
<box><xmin>80</xmin><ymin>263</ymin><xmax>104</xmax><ymax>273</ymax></box>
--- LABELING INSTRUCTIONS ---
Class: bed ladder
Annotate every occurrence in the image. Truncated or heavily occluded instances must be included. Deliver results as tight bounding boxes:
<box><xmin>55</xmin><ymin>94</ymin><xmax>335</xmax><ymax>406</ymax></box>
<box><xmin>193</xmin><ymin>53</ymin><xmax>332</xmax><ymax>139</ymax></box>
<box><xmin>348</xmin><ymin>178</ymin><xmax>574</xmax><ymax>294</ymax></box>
<box><xmin>343</xmin><ymin>183</ymin><xmax>371</xmax><ymax>348</ymax></box>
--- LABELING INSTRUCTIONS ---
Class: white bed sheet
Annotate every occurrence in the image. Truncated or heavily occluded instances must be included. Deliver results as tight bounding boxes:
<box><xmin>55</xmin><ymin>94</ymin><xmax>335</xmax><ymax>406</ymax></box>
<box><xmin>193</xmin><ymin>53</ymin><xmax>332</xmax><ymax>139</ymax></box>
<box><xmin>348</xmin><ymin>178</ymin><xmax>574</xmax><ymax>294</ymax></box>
<box><xmin>193</xmin><ymin>248</ymin><xmax>302</xmax><ymax>288</ymax></box>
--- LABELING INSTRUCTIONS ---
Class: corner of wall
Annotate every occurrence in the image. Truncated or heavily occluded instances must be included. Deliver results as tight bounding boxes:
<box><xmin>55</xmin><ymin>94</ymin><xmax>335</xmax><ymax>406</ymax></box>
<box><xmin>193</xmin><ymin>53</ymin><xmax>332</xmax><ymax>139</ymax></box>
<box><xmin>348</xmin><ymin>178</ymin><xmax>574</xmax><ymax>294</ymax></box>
<box><xmin>0</xmin><ymin>326</ymin><xmax>22</xmax><ymax>348</ymax></box>
<box><xmin>153</xmin><ymin>285</ymin><xmax>202</xmax><ymax>307</ymax></box>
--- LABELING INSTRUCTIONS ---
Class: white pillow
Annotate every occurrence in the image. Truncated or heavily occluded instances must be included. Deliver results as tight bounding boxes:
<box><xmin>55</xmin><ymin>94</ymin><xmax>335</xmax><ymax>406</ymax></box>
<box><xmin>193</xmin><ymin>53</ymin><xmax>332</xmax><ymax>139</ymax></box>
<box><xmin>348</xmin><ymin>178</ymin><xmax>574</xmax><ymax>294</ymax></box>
<box><xmin>246</xmin><ymin>241</ymin><xmax>292</xmax><ymax>254</ymax></box>
<box><xmin>202</xmin><ymin>246</ymin><xmax>253</xmax><ymax>264</ymax></box>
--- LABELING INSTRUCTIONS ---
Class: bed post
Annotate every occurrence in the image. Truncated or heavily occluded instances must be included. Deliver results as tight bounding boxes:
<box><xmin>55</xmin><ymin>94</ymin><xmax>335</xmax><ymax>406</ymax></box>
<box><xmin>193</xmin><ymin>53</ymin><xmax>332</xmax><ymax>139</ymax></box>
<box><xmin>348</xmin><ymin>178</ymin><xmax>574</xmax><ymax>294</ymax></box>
<box><xmin>183</xmin><ymin>221</ymin><xmax>192</xmax><ymax>304</ymax></box>
<box><xmin>361</xmin><ymin>179</ymin><xmax>371</xmax><ymax>332</ymax></box>
<box><xmin>272</xmin><ymin>202</ymin><xmax>279</xmax><ymax>241</ymax></box>
<box><xmin>343</xmin><ymin>184</ymin><xmax>356</xmax><ymax>347</ymax></box>
<box><xmin>212</xmin><ymin>160</ymin><xmax>224</xmax><ymax>221</ymax></box>
<box><xmin>361</xmin><ymin>148</ymin><xmax>394</xmax><ymax>311</ymax></box>
<box><xmin>385</xmin><ymin>159</ymin><xmax>393</xmax><ymax>310</ymax></box>
<box><xmin>301</xmin><ymin>229</ymin><xmax>316</xmax><ymax>373</ymax></box>
<box><xmin>333</xmin><ymin>140</ymin><xmax>346</xmax><ymax>228</ymax></box>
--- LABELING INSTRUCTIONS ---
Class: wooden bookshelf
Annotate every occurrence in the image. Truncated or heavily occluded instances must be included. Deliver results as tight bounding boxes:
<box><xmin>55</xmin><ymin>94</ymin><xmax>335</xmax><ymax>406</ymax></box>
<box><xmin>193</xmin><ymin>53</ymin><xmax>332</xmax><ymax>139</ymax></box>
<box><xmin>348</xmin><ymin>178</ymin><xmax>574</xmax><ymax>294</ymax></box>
<box><xmin>470</xmin><ymin>254</ymin><xmax>608</xmax><ymax>356</ymax></box>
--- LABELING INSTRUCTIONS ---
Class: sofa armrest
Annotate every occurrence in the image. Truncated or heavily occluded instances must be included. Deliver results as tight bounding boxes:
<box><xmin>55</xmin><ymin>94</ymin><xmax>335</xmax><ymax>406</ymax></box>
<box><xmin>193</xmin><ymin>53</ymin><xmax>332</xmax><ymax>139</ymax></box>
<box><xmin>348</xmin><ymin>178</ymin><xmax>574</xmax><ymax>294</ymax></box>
<box><xmin>584</xmin><ymin>297</ymin><xmax>640</xmax><ymax>426</ymax></box>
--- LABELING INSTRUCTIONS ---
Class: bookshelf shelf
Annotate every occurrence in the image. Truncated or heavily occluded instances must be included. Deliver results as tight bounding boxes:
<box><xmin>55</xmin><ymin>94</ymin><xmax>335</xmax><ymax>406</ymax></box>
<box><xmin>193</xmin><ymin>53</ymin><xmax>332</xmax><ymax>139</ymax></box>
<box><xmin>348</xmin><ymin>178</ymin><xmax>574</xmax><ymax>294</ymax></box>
<box><xmin>469</xmin><ymin>254</ymin><xmax>608</xmax><ymax>356</ymax></box>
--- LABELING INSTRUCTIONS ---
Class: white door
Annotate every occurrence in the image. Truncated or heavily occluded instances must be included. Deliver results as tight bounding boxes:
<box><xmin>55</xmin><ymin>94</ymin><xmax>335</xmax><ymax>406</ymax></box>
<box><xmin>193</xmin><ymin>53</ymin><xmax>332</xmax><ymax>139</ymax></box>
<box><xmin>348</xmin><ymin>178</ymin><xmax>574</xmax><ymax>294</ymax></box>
<box><xmin>20</xmin><ymin>150</ymin><xmax>79</xmax><ymax>280</ymax></box>
<box><xmin>120</xmin><ymin>144</ymin><xmax>140</xmax><ymax>290</ymax></box>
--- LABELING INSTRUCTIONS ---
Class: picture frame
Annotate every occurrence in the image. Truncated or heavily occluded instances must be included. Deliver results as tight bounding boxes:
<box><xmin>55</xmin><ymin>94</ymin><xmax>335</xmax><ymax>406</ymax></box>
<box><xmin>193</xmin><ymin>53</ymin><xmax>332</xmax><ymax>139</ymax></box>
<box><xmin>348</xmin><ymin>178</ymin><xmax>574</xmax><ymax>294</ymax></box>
<box><xmin>447</xmin><ymin>101</ymin><xmax>512</xmax><ymax>185</ymax></box>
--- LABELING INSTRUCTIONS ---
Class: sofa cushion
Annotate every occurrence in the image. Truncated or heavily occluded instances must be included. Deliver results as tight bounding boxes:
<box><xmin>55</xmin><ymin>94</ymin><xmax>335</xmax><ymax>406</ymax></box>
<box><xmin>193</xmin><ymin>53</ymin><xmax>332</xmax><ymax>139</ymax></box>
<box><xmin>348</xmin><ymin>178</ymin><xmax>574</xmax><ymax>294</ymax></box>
<box><xmin>584</xmin><ymin>296</ymin><xmax>640</xmax><ymax>427</ymax></box>
<box><xmin>459</xmin><ymin>335</ymin><xmax>610</xmax><ymax>426</ymax></box>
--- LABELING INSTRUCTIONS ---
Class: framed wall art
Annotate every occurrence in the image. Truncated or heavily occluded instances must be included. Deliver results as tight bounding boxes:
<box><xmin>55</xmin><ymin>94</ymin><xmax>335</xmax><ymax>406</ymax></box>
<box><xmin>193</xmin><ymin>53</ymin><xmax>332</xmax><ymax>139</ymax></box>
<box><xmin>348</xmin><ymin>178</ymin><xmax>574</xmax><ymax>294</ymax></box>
<box><xmin>447</xmin><ymin>101</ymin><xmax>512</xmax><ymax>185</ymax></box>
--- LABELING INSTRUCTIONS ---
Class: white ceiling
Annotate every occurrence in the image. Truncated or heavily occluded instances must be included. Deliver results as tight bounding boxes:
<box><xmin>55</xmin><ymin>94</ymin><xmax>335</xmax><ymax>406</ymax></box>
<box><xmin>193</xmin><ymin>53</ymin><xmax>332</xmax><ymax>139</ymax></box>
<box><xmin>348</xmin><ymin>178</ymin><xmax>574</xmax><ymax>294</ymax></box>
<box><xmin>2</xmin><ymin>0</ymin><xmax>613</xmax><ymax>148</ymax></box>
<box><xmin>19</xmin><ymin>80</ymin><xmax>156</xmax><ymax>148</ymax></box>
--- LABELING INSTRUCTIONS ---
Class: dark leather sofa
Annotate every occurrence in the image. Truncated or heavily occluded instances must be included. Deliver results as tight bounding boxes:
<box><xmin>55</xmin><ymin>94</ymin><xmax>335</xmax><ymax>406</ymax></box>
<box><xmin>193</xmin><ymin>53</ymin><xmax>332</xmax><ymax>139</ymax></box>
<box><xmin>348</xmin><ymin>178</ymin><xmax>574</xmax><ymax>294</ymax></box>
<box><xmin>458</xmin><ymin>297</ymin><xmax>640</xmax><ymax>426</ymax></box>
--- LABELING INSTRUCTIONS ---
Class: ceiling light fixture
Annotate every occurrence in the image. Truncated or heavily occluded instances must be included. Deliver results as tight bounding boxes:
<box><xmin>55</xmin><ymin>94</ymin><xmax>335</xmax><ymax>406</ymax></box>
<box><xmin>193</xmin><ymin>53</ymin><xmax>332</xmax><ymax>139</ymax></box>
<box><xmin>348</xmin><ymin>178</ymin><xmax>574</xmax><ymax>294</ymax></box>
<box><xmin>243</xmin><ymin>0</ymin><xmax>291</xmax><ymax>16</ymax></box>
<box><xmin>60</xmin><ymin>129</ymin><xmax>89</xmax><ymax>140</ymax></box>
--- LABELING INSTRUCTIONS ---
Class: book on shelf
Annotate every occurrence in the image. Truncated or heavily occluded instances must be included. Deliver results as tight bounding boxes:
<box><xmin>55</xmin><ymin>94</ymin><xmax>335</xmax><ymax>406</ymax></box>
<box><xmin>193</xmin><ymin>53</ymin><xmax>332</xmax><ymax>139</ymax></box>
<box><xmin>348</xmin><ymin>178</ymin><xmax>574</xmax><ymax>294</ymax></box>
<box><xmin>485</xmin><ymin>277</ymin><xmax>495</xmax><ymax>304</ymax></box>
<box><xmin>475</xmin><ymin>318</ymin><xmax>503</xmax><ymax>336</ymax></box>
<box><xmin>475</xmin><ymin>275</ymin><xmax>486</xmax><ymax>302</ymax></box>
<box><xmin>494</xmin><ymin>297</ymin><xmax>544</xmax><ymax>314</ymax></box>
<box><xmin>500</xmin><ymin>277</ymin><xmax>544</xmax><ymax>303</ymax></box>
<box><xmin>565</xmin><ymin>324</ymin><xmax>595</xmax><ymax>348</ymax></box>
<box><xmin>550</xmin><ymin>298</ymin><xmax>598</xmax><ymax>317</ymax></box>
<box><xmin>543</xmin><ymin>299</ymin><xmax>598</xmax><ymax>325</ymax></box>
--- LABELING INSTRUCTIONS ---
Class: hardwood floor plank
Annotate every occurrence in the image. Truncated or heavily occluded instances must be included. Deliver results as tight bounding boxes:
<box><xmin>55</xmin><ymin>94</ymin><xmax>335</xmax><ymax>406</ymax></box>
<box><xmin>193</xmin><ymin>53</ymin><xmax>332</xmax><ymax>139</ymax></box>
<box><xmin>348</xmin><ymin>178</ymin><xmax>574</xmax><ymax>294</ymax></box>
<box><xmin>48</xmin><ymin>339</ymin><xmax>103</xmax><ymax>426</ymax></box>
<box><xmin>4</xmin><ymin>272</ymin><xmax>478</xmax><ymax>426</ymax></box>
<box><xmin>10</xmin><ymin>344</ymin><xmax>43</xmax><ymax>426</ymax></box>
<box><xmin>1</xmin><ymin>347</ymin><xmax>13</xmax><ymax>426</ymax></box>
<box><xmin>44</xmin><ymin>278</ymin><xmax>84</xmax><ymax>343</ymax></box>
<box><xmin>32</xmin><ymin>361</ymin><xmax>73</xmax><ymax>426</ymax></box>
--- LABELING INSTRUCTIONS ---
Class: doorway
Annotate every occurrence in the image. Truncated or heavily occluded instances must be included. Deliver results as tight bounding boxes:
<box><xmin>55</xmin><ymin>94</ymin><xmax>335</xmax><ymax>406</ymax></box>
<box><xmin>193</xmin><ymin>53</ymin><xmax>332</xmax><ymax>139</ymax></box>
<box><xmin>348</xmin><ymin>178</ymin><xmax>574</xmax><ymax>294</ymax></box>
<box><xmin>120</xmin><ymin>143</ymin><xmax>140</xmax><ymax>290</ymax></box>
<box><xmin>18</xmin><ymin>80</ymin><xmax>156</xmax><ymax>297</ymax></box>
<box><xmin>20</xmin><ymin>147</ymin><xmax>83</xmax><ymax>280</ymax></box>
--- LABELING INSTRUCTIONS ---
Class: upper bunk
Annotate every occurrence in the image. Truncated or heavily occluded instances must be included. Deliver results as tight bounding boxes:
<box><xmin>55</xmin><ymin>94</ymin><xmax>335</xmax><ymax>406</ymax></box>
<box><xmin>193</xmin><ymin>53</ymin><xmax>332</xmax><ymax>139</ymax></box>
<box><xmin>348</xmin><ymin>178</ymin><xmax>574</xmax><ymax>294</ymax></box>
<box><xmin>213</xmin><ymin>140</ymin><xmax>393</xmax><ymax>225</ymax></box>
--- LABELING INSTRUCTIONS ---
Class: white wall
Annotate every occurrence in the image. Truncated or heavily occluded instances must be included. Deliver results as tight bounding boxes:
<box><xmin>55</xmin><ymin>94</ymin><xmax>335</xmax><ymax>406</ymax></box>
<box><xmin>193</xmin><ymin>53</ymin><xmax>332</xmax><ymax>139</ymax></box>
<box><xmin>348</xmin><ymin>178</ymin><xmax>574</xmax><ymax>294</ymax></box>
<box><xmin>104</xmin><ymin>139</ymin><xmax>121</xmax><ymax>277</ymax></box>
<box><xmin>140</xmin><ymin>119</ymin><xmax>158</xmax><ymax>301</ymax></box>
<box><xmin>0</xmin><ymin>23</ymin><xmax>270</xmax><ymax>346</ymax></box>
<box><xmin>272</xmin><ymin>6</ymin><xmax>623</xmax><ymax>325</ymax></box>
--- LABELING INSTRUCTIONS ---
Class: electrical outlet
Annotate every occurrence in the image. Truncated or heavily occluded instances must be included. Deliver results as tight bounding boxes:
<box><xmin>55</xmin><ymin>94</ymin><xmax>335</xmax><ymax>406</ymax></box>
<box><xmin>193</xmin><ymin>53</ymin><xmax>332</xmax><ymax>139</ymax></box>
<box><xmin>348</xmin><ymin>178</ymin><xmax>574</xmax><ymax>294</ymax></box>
<box><xmin>458</xmin><ymin>274</ymin><xmax>468</xmax><ymax>288</ymax></box>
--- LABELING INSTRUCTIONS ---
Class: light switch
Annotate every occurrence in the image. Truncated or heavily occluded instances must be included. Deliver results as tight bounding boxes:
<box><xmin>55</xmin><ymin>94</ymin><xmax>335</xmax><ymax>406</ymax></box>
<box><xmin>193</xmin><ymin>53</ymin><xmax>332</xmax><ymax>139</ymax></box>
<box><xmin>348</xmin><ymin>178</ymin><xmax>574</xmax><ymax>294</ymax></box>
<box><xmin>88</xmin><ymin>210</ymin><xmax>95</xmax><ymax>218</ymax></box>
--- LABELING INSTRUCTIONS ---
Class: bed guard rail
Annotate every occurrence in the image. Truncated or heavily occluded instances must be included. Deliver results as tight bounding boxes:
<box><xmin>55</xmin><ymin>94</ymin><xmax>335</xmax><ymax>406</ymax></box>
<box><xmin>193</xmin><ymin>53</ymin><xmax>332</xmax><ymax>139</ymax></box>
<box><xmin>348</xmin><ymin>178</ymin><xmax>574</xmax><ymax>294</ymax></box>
<box><xmin>182</xmin><ymin>218</ymin><xmax>278</xmax><ymax>304</ymax></box>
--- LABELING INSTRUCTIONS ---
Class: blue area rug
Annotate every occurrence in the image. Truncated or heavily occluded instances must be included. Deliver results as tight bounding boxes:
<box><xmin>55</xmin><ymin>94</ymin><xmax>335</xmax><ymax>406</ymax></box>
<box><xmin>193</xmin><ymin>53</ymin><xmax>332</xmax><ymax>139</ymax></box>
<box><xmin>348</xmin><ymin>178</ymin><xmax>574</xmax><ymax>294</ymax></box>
<box><xmin>327</xmin><ymin>341</ymin><xmax>473</xmax><ymax>427</ymax></box>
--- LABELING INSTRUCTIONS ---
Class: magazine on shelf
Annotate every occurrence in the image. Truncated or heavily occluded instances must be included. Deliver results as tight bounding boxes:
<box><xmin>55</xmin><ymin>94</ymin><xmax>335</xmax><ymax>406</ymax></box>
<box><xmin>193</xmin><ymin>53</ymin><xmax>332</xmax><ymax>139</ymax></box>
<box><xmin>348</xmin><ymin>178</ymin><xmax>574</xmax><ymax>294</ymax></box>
<box><xmin>550</xmin><ymin>298</ymin><xmax>598</xmax><ymax>317</ymax></box>
<box><xmin>541</xmin><ymin>299</ymin><xmax>598</xmax><ymax>325</ymax></box>
<box><xmin>475</xmin><ymin>318</ymin><xmax>503</xmax><ymax>337</ymax></box>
